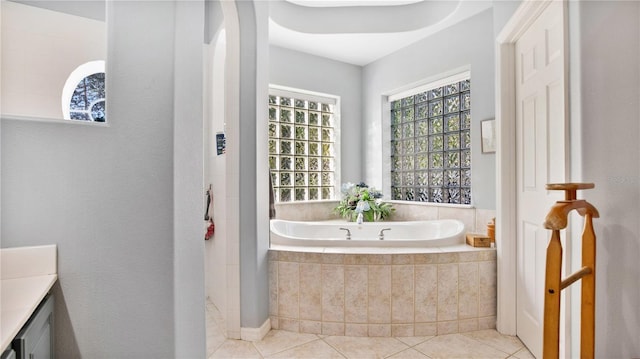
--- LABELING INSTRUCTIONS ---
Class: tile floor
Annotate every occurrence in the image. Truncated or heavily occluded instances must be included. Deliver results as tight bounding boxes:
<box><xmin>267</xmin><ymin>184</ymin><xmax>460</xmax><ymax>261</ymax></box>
<box><xmin>206</xmin><ymin>300</ymin><xmax>535</xmax><ymax>359</ymax></box>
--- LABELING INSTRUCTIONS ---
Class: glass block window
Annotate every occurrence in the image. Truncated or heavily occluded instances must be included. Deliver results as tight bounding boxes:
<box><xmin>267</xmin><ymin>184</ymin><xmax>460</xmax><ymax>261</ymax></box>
<box><xmin>390</xmin><ymin>77</ymin><xmax>471</xmax><ymax>204</ymax></box>
<box><xmin>269</xmin><ymin>89</ymin><xmax>337</xmax><ymax>202</ymax></box>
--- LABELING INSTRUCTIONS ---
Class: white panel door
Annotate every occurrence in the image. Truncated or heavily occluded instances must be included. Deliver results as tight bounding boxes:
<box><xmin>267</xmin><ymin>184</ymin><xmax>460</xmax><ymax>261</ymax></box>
<box><xmin>515</xmin><ymin>1</ymin><xmax>567</xmax><ymax>357</ymax></box>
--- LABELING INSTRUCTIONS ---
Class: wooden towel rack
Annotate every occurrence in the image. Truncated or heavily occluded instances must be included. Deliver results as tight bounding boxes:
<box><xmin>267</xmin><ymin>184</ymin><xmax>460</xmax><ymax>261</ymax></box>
<box><xmin>543</xmin><ymin>183</ymin><xmax>599</xmax><ymax>359</ymax></box>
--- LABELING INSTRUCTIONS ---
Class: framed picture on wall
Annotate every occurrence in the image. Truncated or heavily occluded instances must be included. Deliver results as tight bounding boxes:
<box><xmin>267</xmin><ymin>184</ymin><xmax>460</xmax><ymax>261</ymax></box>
<box><xmin>481</xmin><ymin>119</ymin><xmax>496</xmax><ymax>153</ymax></box>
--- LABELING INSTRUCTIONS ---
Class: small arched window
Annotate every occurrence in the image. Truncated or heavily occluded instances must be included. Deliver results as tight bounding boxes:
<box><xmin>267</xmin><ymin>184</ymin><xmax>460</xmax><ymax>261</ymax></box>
<box><xmin>62</xmin><ymin>61</ymin><xmax>106</xmax><ymax>122</ymax></box>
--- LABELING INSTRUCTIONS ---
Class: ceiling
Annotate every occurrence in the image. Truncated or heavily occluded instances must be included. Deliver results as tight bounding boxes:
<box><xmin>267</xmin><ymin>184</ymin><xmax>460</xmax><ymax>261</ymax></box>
<box><xmin>8</xmin><ymin>0</ymin><xmax>105</xmax><ymax>21</ymax></box>
<box><xmin>269</xmin><ymin>0</ymin><xmax>493</xmax><ymax>66</ymax></box>
<box><xmin>9</xmin><ymin>0</ymin><xmax>492</xmax><ymax>67</ymax></box>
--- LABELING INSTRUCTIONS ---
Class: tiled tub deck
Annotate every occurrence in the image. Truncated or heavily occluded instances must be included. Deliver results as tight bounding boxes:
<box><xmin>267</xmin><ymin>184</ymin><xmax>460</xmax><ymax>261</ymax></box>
<box><xmin>268</xmin><ymin>249</ymin><xmax>496</xmax><ymax>337</ymax></box>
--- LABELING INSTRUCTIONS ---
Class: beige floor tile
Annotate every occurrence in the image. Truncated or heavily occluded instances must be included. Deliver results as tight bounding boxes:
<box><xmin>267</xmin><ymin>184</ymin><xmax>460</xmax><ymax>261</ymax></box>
<box><xmin>209</xmin><ymin>339</ymin><xmax>262</xmax><ymax>359</ymax></box>
<box><xmin>386</xmin><ymin>348</ymin><xmax>431</xmax><ymax>358</ymax></box>
<box><xmin>414</xmin><ymin>334</ymin><xmax>509</xmax><ymax>359</ymax></box>
<box><xmin>395</xmin><ymin>336</ymin><xmax>433</xmax><ymax>347</ymax></box>
<box><xmin>510</xmin><ymin>347</ymin><xmax>535</xmax><ymax>359</ymax></box>
<box><xmin>462</xmin><ymin>329</ymin><xmax>523</xmax><ymax>355</ymax></box>
<box><xmin>206</xmin><ymin>301</ymin><xmax>227</xmax><ymax>357</ymax></box>
<box><xmin>206</xmin><ymin>300</ymin><xmax>524</xmax><ymax>359</ymax></box>
<box><xmin>323</xmin><ymin>336</ymin><xmax>409</xmax><ymax>358</ymax></box>
<box><xmin>253</xmin><ymin>330</ymin><xmax>319</xmax><ymax>357</ymax></box>
<box><xmin>206</xmin><ymin>323</ymin><xmax>227</xmax><ymax>357</ymax></box>
<box><xmin>265</xmin><ymin>339</ymin><xmax>346</xmax><ymax>358</ymax></box>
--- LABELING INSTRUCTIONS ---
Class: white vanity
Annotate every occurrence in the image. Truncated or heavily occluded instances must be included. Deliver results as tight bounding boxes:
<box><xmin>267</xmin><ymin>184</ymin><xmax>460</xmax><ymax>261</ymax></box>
<box><xmin>1</xmin><ymin>245</ymin><xmax>57</xmax><ymax>359</ymax></box>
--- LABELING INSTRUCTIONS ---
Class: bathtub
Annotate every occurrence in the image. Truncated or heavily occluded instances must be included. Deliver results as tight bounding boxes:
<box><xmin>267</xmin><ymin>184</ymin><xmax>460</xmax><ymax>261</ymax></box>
<box><xmin>268</xmin><ymin>218</ymin><xmax>497</xmax><ymax>337</ymax></box>
<box><xmin>270</xmin><ymin>219</ymin><xmax>465</xmax><ymax>248</ymax></box>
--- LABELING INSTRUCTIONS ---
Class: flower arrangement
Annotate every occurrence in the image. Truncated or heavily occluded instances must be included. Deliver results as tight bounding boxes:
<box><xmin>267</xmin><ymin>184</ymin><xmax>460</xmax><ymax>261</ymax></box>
<box><xmin>334</xmin><ymin>182</ymin><xmax>394</xmax><ymax>223</ymax></box>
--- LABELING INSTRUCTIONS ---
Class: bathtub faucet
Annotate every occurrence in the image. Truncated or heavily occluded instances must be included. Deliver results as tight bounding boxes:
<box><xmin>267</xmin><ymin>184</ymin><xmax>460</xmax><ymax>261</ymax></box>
<box><xmin>378</xmin><ymin>228</ymin><xmax>391</xmax><ymax>240</ymax></box>
<box><xmin>339</xmin><ymin>227</ymin><xmax>351</xmax><ymax>240</ymax></box>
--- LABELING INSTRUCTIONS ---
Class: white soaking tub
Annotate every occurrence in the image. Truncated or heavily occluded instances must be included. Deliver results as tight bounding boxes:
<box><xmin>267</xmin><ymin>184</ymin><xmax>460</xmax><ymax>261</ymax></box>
<box><xmin>269</xmin><ymin>219</ymin><xmax>465</xmax><ymax>248</ymax></box>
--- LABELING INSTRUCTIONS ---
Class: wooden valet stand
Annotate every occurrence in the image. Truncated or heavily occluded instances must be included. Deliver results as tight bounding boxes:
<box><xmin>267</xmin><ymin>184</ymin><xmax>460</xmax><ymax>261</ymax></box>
<box><xmin>542</xmin><ymin>183</ymin><xmax>599</xmax><ymax>359</ymax></box>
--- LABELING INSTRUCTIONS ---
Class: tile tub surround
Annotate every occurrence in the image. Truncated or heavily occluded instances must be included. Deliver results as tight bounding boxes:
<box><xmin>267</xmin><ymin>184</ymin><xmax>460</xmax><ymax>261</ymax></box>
<box><xmin>274</xmin><ymin>200</ymin><xmax>496</xmax><ymax>234</ymax></box>
<box><xmin>268</xmin><ymin>249</ymin><xmax>496</xmax><ymax>337</ymax></box>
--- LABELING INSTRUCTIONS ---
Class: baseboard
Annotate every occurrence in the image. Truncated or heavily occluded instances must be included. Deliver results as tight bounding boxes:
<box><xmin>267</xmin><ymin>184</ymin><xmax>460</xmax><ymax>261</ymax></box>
<box><xmin>240</xmin><ymin>317</ymin><xmax>271</xmax><ymax>342</ymax></box>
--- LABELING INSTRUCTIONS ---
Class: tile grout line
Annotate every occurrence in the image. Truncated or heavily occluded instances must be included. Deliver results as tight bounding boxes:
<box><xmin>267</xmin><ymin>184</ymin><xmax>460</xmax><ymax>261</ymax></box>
<box><xmin>460</xmin><ymin>331</ymin><xmax>523</xmax><ymax>357</ymax></box>
<box><xmin>205</xmin><ymin>299</ymin><xmax>232</xmax><ymax>358</ymax></box>
<box><xmin>412</xmin><ymin>258</ymin><xmax>416</xmax><ymax>337</ymax></box>
<box><xmin>254</xmin><ymin>335</ymin><xmax>325</xmax><ymax>358</ymax></box>
<box><xmin>297</xmin><ymin>258</ymin><xmax>300</xmax><ymax>333</ymax></box>
<box><xmin>365</xmin><ymin>261</ymin><xmax>370</xmax><ymax>335</ymax></box>
<box><xmin>250</xmin><ymin>341</ymin><xmax>265</xmax><ymax>359</ymax></box>
<box><xmin>206</xmin><ymin>337</ymin><xmax>227</xmax><ymax>359</ymax></box>
<box><xmin>383</xmin><ymin>337</ymin><xmax>413</xmax><ymax>359</ymax></box>
<box><xmin>386</xmin><ymin>345</ymin><xmax>434</xmax><ymax>359</ymax></box>
<box><xmin>318</xmin><ymin>336</ymin><xmax>348</xmax><ymax>359</ymax></box>
<box><xmin>275</xmin><ymin>258</ymin><xmax>279</xmax><ymax>330</ymax></box>
<box><xmin>341</xmin><ymin>260</ymin><xmax>345</xmax><ymax>336</ymax></box>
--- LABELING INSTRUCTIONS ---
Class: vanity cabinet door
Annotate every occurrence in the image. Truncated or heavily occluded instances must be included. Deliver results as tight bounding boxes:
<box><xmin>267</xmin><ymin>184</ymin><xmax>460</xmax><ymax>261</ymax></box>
<box><xmin>13</xmin><ymin>295</ymin><xmax>54</xmax><ymax>359</ymax></box>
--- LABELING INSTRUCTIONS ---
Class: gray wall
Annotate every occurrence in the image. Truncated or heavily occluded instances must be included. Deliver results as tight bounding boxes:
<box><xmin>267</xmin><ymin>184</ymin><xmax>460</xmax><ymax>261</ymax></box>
<box><xmin>204</xmin><ymin>0</ymin><xmax>224</xmax><ymax>44</ymax></box>
<box><xmin>1</xmin><ymin>1</ymin><xmax>205</xmax><ymax>357</ymax></box>
<box><xmin>362</xmin><ymin>9</ymin><xmax>496</xmax><ymax>209</ymax></box>
<box><xmin>573</xmin><ymin>1</ymin><xmax>640</xmax><ymax>357</ymax></box>
<box><xmin>269</xmin><ymin>45</ymin><xmax>364</xmax><ymax>183</ymax></box>
<box><xmin>237</xmin><ymin>0</ymin><xmax>271</xmax><ymax>329</ymax></box>
<box><xmin>173</xmin><ymin>0</ymin><xmax>206</xmax><ymax>357</ymax></box>
<box><xmin>491</xmin><ymin>0</ymin><xmax>522</xmax><ymax>38</ymax></box>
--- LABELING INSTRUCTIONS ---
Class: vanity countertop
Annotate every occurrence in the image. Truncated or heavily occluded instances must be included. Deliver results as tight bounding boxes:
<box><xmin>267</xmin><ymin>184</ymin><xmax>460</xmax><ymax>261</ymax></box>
<box><xmin>1</xmin><ymin>245</ymin><xmax>57</xmax><ymax>352</ymax></box>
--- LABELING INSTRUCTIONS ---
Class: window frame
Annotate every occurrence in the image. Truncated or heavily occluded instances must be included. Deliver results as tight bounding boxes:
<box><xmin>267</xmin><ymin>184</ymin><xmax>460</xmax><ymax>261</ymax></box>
<box><xmin>61</xmin><ymin>60</ymin><xmax>106</xmax><ymax>122</ymax></box>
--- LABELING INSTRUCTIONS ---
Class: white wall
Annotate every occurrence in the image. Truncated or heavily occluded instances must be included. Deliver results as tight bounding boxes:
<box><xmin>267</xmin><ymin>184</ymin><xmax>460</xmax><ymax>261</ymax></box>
<box><xmin>204</xmin><ymin>31</ymin><xmax>229</xmax><ymax>317</ymax></box>
<box><xmin>269</xmin><ymin>45</ymin><xmax>363</xmax><ymax>183</ymax></box>
<box><xmin>573</xmin><ymin>1</ymin><xmax>640</xmax><ymax>357</ymax></box>
<box><xmin>362</xmin><ymin>9</ymin><xmax>496</xmax><ymax>209</ymax></box>
<box><xmin>1</xmin><ymin>1</ymin><xmax>105</xmax><ymax>120</ymax></box>
<box><xmin>1</xmin><ymin>1</ymin><xmax>206</xmax><ymax>357</ymax></box>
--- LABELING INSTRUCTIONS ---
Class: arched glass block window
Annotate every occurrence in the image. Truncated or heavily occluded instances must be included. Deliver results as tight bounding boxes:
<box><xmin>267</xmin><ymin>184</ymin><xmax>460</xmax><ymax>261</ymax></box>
<box><xmin>62</xmin><ymin>60</ymin><xmax>106</xmax><ymax>122</ymax></box>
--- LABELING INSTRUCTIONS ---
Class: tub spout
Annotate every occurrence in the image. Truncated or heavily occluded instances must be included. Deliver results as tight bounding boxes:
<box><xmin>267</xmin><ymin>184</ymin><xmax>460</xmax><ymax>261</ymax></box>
<box><xmin>378</xmin><ymin>228</ymin><xmax>391</xmax><ymax>240</ymax></box>
<box><xmin>339</xmin><ymin>227</ymin><xmax>351</xmax><ymax>240</ymax></box>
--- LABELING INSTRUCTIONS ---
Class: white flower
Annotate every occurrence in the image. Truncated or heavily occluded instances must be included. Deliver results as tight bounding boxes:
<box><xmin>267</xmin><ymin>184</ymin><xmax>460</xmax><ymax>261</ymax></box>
<box><xmin>355</xmin><ymin>200</ymin><xmax>370</xmax><ymax>213</ymax></box>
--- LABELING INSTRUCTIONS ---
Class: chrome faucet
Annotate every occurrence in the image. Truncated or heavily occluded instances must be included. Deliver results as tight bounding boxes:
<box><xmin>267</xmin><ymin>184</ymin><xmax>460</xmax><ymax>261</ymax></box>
<box><xmin>378</xmin><ymin>228</ymin><xmax>391</xmax><ymax>240</ymax></box>
<box><xmin>339</xmin><ymin>227</ymin><xmax>351</xmax><ymax>240</ymax></box>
